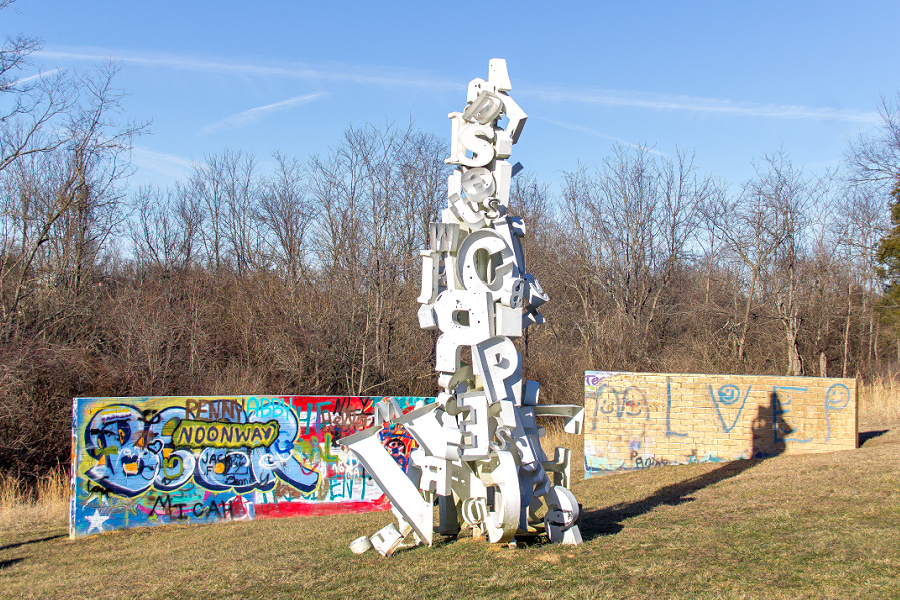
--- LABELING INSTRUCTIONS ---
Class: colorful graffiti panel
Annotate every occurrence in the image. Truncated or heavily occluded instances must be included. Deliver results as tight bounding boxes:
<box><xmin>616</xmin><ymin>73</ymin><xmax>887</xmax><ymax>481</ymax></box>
<box><xmin>583</xmin><ymin>372</ymin><xmax>857</xmax><ymax>477</ymax></box>
<box><xmin>70</xmin><ymin>395</ymin><xmax>433</xmax><ymax>538</ymax></box>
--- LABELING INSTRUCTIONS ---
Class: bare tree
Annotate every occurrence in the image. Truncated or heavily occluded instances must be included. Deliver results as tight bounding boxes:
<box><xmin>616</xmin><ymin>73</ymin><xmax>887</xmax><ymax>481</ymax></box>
<box><xmin>130</xmin><ymin>182</ymin><xmax>201</xmax><ymax>271</ymax></box>
<box><xmin>714</xmin><ymin>152</ymin><xmax>798</xmax><ymax>365</ymax></box>
<box><xmin>394</xmin><ymin>129</ymin><xmax>448</xmax><ymax>262</ymax></box>
<box><xmin>559</xmin><ymin>145</ymin><xmax>710</xmax><ymax>364</ymax></box>
<box><xmin>186</xmin><ymin>149</ymin><xmax>260</xmax><ymax>275</ymax></box>
<box><xmin>839</xmin><ymin>182</ymin><xmax>891</xmax><ymax>373</ymax></box>
<box><xmin>0</xmin><ymin>1</ymin><xmax>74</xmax><ymax>174</ymax></box>
<box><xmin>258</xmin><ymin>152</ymin><xmax>316</xmax><ymax>293</ymax></box>
<box><xmin>0</xmin><ymin>63</ymin><xmax>142</xmax><ymax>339</ymax></box>
<box><xmin>846</xmin><ymin>94</ymin><xmax>900</xmax><ymax>189</ymax></box>
<box><xmin>306</xmin><ymin>122</ymin><xmax>448</xmax><ymax>395</ymax></box>
<box><xmin>766</xmin><ymin>154</ymin><xmax>811</xmax><ymax>375</ymax></box>
<box><xmin>801</xmin><ymin>172</ymin><xmax>844</xmax><ymax>377</ymax></box>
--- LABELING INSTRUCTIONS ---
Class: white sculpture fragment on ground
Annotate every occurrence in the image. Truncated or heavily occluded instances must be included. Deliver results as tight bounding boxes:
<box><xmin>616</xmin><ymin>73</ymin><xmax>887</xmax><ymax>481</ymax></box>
<box><xmin>342</xmin><ymin>59</ymin><xmax>584</xmax><ymax>555</ymax></box>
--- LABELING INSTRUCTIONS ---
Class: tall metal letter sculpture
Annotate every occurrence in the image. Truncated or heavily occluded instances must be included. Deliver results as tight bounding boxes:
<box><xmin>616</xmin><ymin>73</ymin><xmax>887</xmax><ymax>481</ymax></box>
<box><xmin>342</xmin><ymin>59</ymin><xmax>584</xmax><ymax>556</ymax></box>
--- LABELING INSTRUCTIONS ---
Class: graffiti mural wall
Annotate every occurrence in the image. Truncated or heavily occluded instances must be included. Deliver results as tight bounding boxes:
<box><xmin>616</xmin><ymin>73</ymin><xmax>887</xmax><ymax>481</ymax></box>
<box><xmin>70</xmin><ymin>395</ymin><xmax>432</xmax><ymax>537</ymax></box>
<box><xmin>584</xmin><ymin>372</ymin><xmax>857</xmax><ymax>477</ymax></box>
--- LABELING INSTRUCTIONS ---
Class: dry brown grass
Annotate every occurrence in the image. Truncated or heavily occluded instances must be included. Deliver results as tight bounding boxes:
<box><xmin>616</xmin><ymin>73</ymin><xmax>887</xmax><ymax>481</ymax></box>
<box><xmin>0</xmin><ymin>381</ymin><xmax>897</xmax><ymax>599</ymax></box>
<box><xmin>858</xmin><ymin>375</ymin><xmax>900</xmax><ymax>427</ymax></box>
<box><xmin>0</xmin><ymin>468</ymin><xmax>68</xmax><ymax>535</ymax></box>
<box><xmin>2</xmin><ymin>425</ymin><xmax>898</xmax><ymax>599</ymax></box>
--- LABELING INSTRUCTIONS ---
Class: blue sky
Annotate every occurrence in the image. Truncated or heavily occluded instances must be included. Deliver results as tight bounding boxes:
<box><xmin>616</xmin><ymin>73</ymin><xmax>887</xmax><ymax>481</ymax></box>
<box><xmin>6</xmin><ymin>1</ymin><xmax>899</xmax><ymax>192</ymax></box>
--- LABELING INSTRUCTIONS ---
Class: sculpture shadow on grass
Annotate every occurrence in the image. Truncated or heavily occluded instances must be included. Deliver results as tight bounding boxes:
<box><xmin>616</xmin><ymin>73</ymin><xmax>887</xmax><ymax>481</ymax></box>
<box><xmin>0</xmin><ymin>558</ymin><xmax>25</xmax><ymax>570</ymax></box>
<box><xmin>578</xmin><ymin>458</ymin><xmax>761</xmax><ymax>539</ymax></box>
<box><xmin>858</xmin><ymin>429</ymin><xmax>889</xmax><ymax>446</ymax></box>
<box><xmin>580</xmin><ymin>395</ymin><xmax>790</xmax><ymax>541</ymax></box>
<box><xmin>0</xmin><ymin>533</ymin><xmax>65</xmax><ymax>552</ymax></box>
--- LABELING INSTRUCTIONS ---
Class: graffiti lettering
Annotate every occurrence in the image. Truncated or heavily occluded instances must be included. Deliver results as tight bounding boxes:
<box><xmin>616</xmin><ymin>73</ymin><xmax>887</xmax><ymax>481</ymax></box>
<box><xmin>584</xmin><ymin>372</ymin><xmax>858</xmax><ymax>477</ymax></box>
<box><xmin>772</xmin><ymin>386</ymin><xmax>812</xmax><ymax>443</ymax></box>
<box><xmin>666</xmin><ymin>377</ymin><xmax>688</xmax><ymax>437</ymax></box>
<box><xmin>170</xmin><ymin>419</ymin><xmax>280</xmax><ymax>449</ymax></box>
<box><xmin>631</xmin><ymin>451</ymin><xmax>671</xmax><ymax>469</ymax></box>
<box><xmin>591</xmin><ymin>385</ymin><xmax>649</xmax><ymax>427</ymax></box>
<box><xmin>71</xmin><ymin>395</ymin><xmax>434</xmax><ymax>537</ymax></box>
<box><xmin>184</xmin><ymin>398</ymin><xmax>245</xmax><ymax>421</ymax></box>
<box><xmin>708</xmin><ymin>383</ymin><xmax>751</xmax><ymax>433</ymax></box>
<box><xmin>824</xmin><ymin>383</ymin><xmax>851</xmax><ymax>442</ymax></box>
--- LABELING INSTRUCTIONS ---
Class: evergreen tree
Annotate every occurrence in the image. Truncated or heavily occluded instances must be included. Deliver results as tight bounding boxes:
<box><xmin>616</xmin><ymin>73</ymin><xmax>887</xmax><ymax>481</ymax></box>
<box><xmin>876</xmin><ymin>177</ymin><xmax>900</xmax><ymax>330</ymax></box>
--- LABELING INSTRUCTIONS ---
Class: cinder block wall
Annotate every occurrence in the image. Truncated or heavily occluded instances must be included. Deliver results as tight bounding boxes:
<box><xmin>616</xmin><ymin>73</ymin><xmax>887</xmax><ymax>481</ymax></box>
<box><xmin>583</xmin><ymin>371</ymin><xmax>857</xmax><ymax>477</ymax></box>
<box><xmin>70</xmin><ymin>395</ymin><xmax>433</xmax><ymax>537</ymax></box>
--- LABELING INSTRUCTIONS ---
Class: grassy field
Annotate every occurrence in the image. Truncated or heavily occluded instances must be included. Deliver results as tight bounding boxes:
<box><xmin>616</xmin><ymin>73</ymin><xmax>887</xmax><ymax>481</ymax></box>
<box><xmin>1</xmin><ymin>382</ymin><xmax>898</xmax><ymax>599</ymax></box>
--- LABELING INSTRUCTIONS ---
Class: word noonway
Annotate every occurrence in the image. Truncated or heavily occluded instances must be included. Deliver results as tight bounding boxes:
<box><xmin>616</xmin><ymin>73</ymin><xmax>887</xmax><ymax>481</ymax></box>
<box><xmin>70</xmin><ymin>395</ymin><xmax>432</xmax><ymax>537</ymax></box>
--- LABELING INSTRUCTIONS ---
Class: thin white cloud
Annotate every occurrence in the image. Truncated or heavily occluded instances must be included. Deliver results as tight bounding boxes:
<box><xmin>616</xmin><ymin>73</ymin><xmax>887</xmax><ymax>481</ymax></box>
<box><xmin>198</xmin><ymin>92</ymin><xmax>327</xmax><ymax>136</ymax></box>
<box><xmin>38</xmin><ymin>46</ymin><xmax>876</xmax><ymax>125</ymax></box>
<box><xmin>522</xmin><ymin>87</ymin><xmax>880</xmax><ymax>124</ymax></box>
<box><xmin>36</xmin><ymin>47</ymin><xmax>458</xmax><ymax>90</ymax></box>
<box><xmin>131</xmin><ymin>146</ymin><xmax>200</xmax><ymax>179</ymax></box>
<box><xmin>535</xmin><ymin>116</ymin><xmax>666</xmax><ymax>156</ymax></box>
<box><xmin>1</xmin><ymin>68</ymin><xmax>61</xmax><ymax>90</ymax></box>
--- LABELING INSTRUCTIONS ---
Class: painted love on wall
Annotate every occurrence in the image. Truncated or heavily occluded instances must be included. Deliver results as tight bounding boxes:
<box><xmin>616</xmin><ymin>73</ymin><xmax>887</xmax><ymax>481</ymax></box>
<box><xmin>583</xmin><ymin>372</ymin><xmax>857</xmax><ymax>477</ymax></box>
<box><xmin>70</xmin><ymin>395</ymin><xmax>432</xmax><ymax>538</ymax></box>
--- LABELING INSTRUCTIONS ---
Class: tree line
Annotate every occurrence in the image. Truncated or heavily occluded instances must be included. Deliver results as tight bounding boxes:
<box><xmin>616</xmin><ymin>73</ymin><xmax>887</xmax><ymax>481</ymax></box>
<box><xmin>1</xmin><ymin>14</ymin><xmax>899</xmax><ymax>478</ymax></box>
